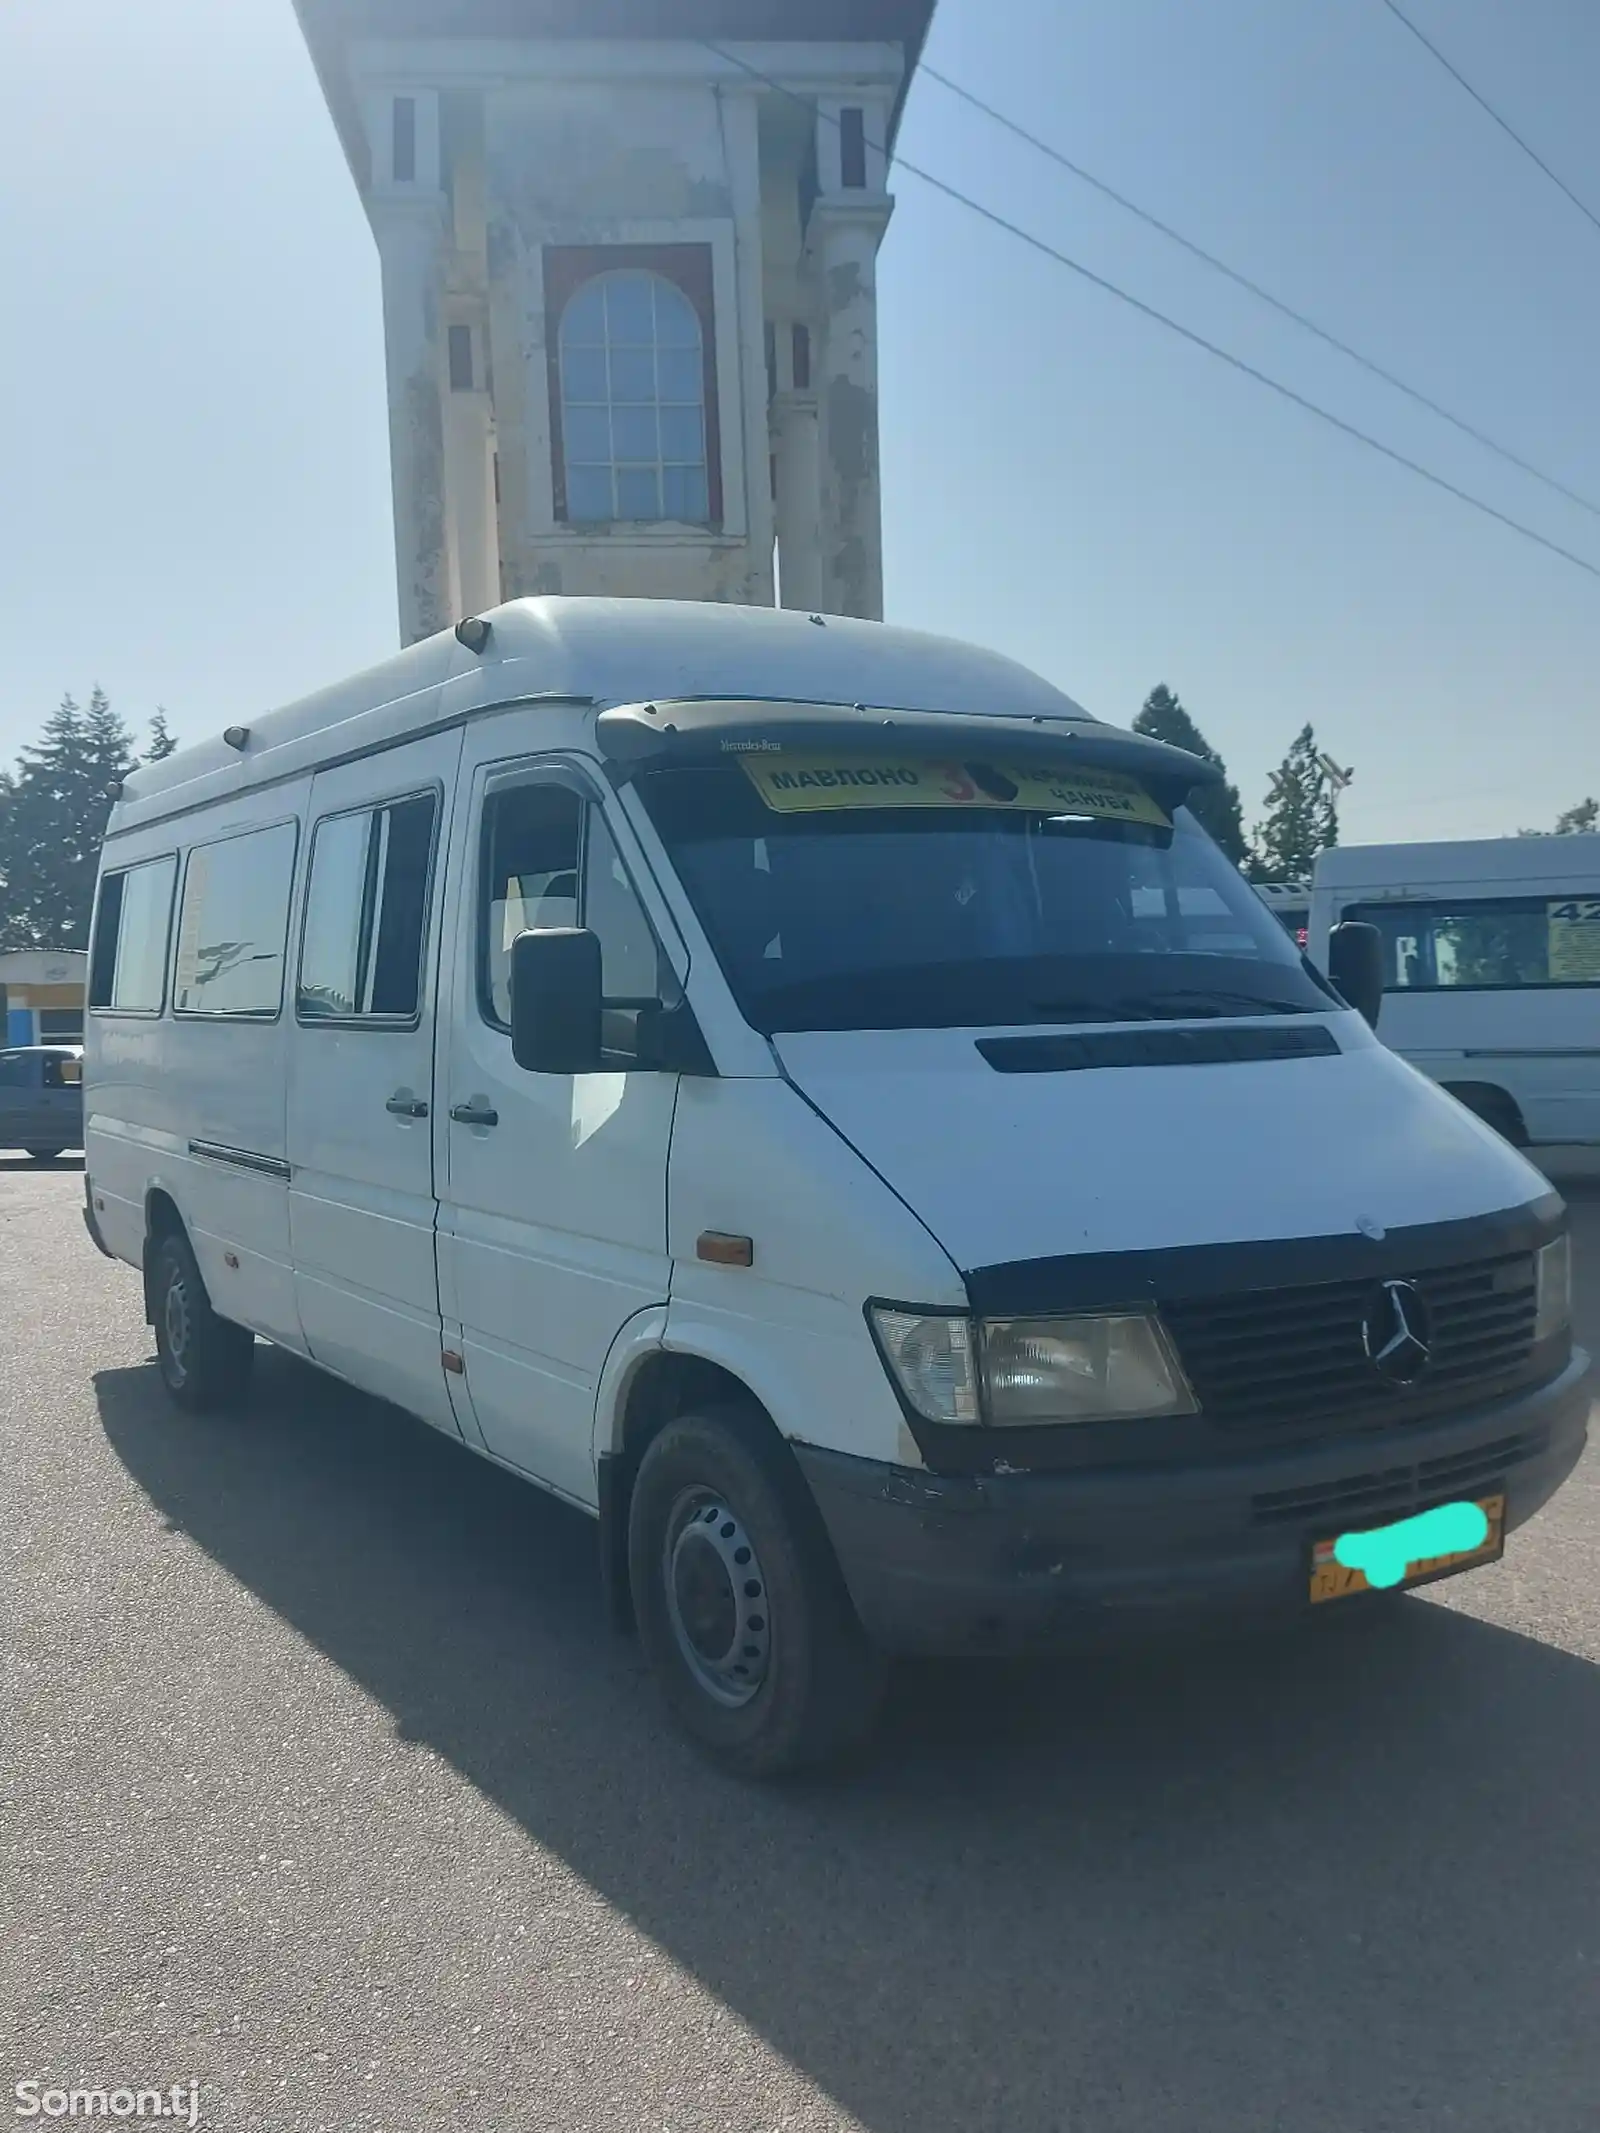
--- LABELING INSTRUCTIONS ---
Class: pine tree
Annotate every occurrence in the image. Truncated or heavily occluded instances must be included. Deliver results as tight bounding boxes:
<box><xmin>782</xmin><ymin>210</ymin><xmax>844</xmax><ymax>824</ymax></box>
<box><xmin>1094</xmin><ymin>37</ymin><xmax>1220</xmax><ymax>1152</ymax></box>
<box><xmin>145</xmin><ymin>709</ymin><xmax>178</xmax><ymax>762</ymax></box>
<box><xmin>0</xmin><ymin>764</ymin><xmax>17</xmax><ymax>948</ymax></box>
<box><xmin>82</xmin><ymin>687</ymin><xmax>137</xmax><ymax>788</ymax></box>
<box><xmin>1252</xmin><ymin>724</ymin><xmax>1342</xmax><ymax>883</ymax></box>
<box><xmin>1132</xmin><ymin>684</ymin><xmax>1248</xmax><ymax>866</ymax></box>
<box><xmin>0</xmin><ymin>689</ymin><xmax>139</xmax><ymax>949</ymax></box>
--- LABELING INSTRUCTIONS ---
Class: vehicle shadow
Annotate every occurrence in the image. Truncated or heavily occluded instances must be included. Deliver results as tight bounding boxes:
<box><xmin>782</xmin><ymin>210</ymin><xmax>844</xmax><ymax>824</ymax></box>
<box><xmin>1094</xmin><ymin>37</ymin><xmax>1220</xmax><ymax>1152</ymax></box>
<box><xmin>99</xmin><ymin>1348</ymin><xmax>1600</xmax><ymax>2133</ymax></box>
<box><xmin>0</xmin><ymin>1151</ymin><xmax>83</xmax><ymax>1170</ymax></box>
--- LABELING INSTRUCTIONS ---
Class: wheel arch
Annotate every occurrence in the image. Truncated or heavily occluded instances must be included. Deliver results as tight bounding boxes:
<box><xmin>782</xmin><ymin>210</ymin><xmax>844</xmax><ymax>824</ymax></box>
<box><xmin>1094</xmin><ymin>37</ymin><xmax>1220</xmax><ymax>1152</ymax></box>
<box><xmin>593</xmin><ymin>1326</ymin><xmax>788</xmax><ymax>1635</ymax></box>
<box><xmin>1440</xmin><ymin>1080</ymin><xmax>1528</xmax><ymax>1146</ymax></box>
<box><xmin>140</xmin><ymin>1185</ymin><xmax>189</xmax><ymax>1323</ymax></box>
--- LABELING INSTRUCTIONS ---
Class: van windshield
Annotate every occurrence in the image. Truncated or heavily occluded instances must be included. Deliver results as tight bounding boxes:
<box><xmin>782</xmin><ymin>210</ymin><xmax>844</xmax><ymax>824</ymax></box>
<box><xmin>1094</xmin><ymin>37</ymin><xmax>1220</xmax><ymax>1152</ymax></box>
<box><xmin>637</xmin><ymin>762</ymin><xmax>1335</xmax><ymax>1034</ymax></box>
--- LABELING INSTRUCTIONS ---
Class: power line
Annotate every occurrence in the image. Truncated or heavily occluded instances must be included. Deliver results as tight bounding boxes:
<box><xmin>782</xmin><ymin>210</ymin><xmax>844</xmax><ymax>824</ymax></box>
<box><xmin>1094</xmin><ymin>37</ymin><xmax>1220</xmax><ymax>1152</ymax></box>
<box><xmin>921</xmin><ymin>61</ymin><xmax>1600</xmax><ymax>524</ymax></box>
<box><xmin>1377</xmin><ymin>0</ymin><xmax>1600</xmax><ymax>238</ymax></box>
<box><xmin>704</xmin><ymin>42</ymin><xmax>1600</xmax><ymax>586</ymax></box>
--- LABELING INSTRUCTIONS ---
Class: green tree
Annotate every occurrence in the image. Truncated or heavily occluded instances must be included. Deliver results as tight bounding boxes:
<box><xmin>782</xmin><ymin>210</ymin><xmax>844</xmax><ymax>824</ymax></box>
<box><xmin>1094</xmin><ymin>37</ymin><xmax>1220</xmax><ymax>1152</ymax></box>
<box><xmin>144</xmin><ymin>709</ymin><xmax>179</xmax><ymax>762</ymax></box>
<box><xmin>1517</xmin><ymin>797</ymin><xmax>1598</xmax><ymax>835</ymax></box>
<box><xmin>0</xmin><ymin>763</ymin><xmax>15</xmax><ymax>943</ymax></box>
<box><xmin>1131</xmin><ymin>684</ymin><xmax>1248</xmax><ymax>866</ymax></box>
<box><xmin>1251</xmin><ymin>724</ymin><xmax>1342</xmax><ymax>884</ymax></box>
<box><xmin>0</xmin><ymin>689</ymin><xmax>139</xmax><ymax>950</ymax></box>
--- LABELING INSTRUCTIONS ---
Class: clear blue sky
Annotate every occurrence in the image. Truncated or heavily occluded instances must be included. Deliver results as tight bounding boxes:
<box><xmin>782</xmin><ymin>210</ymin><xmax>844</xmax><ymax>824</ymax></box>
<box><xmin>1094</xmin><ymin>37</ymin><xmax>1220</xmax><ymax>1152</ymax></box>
<box><xmin>2</xmin><ymin>0</ymin><xmax>1596</xmax><ymax>842</ymax></box>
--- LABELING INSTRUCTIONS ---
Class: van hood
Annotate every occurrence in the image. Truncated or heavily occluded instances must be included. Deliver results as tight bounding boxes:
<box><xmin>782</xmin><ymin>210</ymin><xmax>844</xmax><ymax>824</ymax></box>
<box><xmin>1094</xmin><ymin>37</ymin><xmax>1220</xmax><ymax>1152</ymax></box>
<box><xmin>774</xmin><ymin>1018</ymin><xmax>1548</xmax><ymax>1277</ymax></box>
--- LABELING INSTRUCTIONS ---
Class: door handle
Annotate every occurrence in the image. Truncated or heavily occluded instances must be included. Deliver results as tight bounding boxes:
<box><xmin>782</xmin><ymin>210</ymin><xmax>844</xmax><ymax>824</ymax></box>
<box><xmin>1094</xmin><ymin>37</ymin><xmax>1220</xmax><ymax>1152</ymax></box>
<box><xmin>449</xmin><ymin>1101</ymin><xmax>499</xmax><ymax>1128</ymax></box>
<box><xmin>385</xmin><ymin>1093</ymin><xmax>429</xmax><ymax>1119</ymax></box>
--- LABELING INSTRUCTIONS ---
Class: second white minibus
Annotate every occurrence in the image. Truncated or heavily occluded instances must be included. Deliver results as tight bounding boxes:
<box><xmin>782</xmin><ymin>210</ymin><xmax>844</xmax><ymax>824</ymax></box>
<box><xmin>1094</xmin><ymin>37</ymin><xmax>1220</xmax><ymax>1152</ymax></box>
<box><xmin>1310</xmin><ymin>835</ymin><xmax>1600</xmax><ymax>1151</ymax></box>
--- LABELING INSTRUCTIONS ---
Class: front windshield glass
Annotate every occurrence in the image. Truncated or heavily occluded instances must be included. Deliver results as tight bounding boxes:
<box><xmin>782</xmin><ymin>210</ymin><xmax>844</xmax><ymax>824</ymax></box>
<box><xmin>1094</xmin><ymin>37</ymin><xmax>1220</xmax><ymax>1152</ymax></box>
<box><xmin>637</xmin><ymin>761</ymin><xmax>1336</xmax><ymax>1035</ymax></box>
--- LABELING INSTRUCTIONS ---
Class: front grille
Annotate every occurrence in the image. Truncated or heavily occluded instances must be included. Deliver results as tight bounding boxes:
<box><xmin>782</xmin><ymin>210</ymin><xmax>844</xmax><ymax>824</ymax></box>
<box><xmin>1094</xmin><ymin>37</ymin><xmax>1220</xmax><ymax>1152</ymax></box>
<box><xmin>1165</xmin><ymin>1250</ymin><xmax>1539</xmax><ymax>1440</ymax></box>
<box><xmin>1250</xmin><ymin>1423</ymin><xmax>1553</xmax><ymax>1528</ymax></box>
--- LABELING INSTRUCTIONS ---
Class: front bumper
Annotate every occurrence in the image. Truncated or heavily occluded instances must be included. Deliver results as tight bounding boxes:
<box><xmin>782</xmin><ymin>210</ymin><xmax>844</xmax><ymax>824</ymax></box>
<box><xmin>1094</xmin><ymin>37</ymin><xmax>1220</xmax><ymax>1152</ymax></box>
<box><xmin>794</xmin><ymin>1351</ymin><xmax>1593</xmax><ymax>1656</ymax></box>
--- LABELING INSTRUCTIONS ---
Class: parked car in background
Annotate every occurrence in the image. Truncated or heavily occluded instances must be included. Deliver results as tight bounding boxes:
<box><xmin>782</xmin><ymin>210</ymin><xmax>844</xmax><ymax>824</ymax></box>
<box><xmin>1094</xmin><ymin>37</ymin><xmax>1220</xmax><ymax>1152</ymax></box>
<box><xmin>1309</xmin><ymin>835</ymin><xmax>1600</xmax><ymax>1149</ymax></box>
<box><xmin>0</xmin><ymin>1045</ymin><xmax>84</xmax><ymax>1160</ymax></box>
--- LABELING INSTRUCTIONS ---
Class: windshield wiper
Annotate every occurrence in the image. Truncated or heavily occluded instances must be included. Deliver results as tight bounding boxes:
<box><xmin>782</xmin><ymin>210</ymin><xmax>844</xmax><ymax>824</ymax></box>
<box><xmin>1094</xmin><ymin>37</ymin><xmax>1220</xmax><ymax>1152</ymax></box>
<box><xmin>1136</xmin><ymin>988</ymin><xmax>1310</xmax><ymax>1017</ymax></box>
<box><xmin>1031</xmin><ymin>988</ymin><xmax>1310</xmax><ymax>1022</ymax></box>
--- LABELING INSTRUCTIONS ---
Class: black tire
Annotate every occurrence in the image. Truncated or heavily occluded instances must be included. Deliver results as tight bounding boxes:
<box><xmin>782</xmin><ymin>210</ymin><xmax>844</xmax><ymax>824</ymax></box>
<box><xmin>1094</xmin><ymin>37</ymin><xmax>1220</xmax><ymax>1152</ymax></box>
<box><xmin>627</xmin><ymin>1407</ymin><xmax>887</xmax><ymax>1779</ymax></box>
<box><xmin>149</xmin><ymin>1229</ymin><xmax>255</xmax><ymax>1413</ymax></box>
<box><xmin>26</xmin><ymin>1148</ymin><xmax>65</xmax><ymax>1163</ymax></box>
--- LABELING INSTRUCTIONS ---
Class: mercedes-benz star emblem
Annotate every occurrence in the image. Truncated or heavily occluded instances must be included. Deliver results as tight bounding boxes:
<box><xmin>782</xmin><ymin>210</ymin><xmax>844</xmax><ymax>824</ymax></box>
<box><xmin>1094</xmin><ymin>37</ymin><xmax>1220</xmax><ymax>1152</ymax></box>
<box><xmin>1361</xmin><ymin>1279</ymin><xmax>1433</xmax><ymax>1384</ymax></box>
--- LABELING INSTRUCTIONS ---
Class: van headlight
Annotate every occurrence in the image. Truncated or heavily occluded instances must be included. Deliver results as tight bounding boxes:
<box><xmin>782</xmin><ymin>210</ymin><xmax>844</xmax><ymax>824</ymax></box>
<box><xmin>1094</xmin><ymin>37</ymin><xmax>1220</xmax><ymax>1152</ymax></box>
<box><xmin>1534</xmin><ymin>1235</ymin><xmax>1571</xmax><ymax>1342</ymax></box>
<box><xmin>870</xmin><ymin>1306</ymin><xmax>1196</xmax><ymax>1426</ymax></box>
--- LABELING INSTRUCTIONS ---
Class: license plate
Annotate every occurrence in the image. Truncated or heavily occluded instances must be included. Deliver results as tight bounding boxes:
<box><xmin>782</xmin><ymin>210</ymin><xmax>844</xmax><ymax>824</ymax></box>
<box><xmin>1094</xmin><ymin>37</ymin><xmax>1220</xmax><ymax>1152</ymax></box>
<box><xmin>1309</xmin><ymin>1493</ymin><xmax>1505</xmax><ymax>1604</ymax></box>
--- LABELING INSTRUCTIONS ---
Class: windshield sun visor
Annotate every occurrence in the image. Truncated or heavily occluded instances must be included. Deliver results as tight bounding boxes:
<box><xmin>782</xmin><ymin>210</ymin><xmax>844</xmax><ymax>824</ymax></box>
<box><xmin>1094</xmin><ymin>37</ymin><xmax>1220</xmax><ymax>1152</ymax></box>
<box><xmin>595</xmin><ymin>699</ymin><xmax>1223</xmax><ymax>818</ymax></box>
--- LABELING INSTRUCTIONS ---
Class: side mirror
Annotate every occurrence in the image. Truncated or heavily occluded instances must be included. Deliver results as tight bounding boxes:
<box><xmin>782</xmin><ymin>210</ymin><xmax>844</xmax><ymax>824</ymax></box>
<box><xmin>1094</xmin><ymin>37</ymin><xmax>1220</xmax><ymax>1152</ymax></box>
<box><xmin>1328</xmin><ymin>920</ymin><xmax>1384</xmax><ymax>1029</ymax></box>
<box><xmin>510</xmin><ymin>927</ymin><xmax>603</xmax><ymax>1074</ymax></box>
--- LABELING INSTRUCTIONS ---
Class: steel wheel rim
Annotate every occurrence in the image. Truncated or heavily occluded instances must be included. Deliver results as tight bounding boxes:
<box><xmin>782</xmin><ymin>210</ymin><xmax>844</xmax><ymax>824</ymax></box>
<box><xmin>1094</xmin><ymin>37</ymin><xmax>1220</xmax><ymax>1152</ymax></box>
<box><xmin>662</xmin><ymin>1487</ymin><xmax>771</xmax><ymax>1708</ymax></box>
<box><xmin>163</xmin><ymin>1271</ymin><xmax>191</xmax><ymax>1385</ymax></box>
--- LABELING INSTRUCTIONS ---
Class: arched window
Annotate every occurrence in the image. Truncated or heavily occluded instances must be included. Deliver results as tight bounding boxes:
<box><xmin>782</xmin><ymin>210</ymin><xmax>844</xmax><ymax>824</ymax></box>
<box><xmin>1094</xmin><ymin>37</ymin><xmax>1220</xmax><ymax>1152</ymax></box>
<box><xmin>557</xmin><ymin>269</ymin><xmax>710</xmax><ymax>524</ymax></box>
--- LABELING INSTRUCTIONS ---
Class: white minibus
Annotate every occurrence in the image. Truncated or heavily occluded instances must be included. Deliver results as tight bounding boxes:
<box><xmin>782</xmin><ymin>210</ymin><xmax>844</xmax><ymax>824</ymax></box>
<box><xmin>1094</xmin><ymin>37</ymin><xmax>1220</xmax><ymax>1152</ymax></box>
<box><xmin>1253</xmin><ymin>881</ymin><xmax>1310</xmax><ymax>950</ymax></box>
<box><xmin>1310</xmin><ymin>836</ymin><xmax>1600</xmax><ymax>1152</ymax></box>
<box><xmin>84</xmin><ymin>600</ymin><xmax>1590</xmax><ymax>1773</ymax></box>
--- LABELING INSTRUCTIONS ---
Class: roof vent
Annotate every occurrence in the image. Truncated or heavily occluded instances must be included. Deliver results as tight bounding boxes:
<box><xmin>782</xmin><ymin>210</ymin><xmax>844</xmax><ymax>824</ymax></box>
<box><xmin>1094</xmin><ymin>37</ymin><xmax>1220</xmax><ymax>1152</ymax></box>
<box><xmin>456</xmin><ymin>616</ymin><xmax>492</xmax><ymax>654</ymax></box>
<box><xmin>222</xmin><ymin>726</ymin><xmax>250</xmax><ymax>751</ymax></box>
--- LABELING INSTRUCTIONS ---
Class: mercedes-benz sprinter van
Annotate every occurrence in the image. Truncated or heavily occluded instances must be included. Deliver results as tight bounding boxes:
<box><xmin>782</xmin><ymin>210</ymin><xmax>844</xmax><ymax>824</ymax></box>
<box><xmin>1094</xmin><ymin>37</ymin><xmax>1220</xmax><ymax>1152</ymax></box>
<box><xmin>83</xmin><ymin>600</ymin><xmax>1591</xmax><ymax>1774</ymax></box>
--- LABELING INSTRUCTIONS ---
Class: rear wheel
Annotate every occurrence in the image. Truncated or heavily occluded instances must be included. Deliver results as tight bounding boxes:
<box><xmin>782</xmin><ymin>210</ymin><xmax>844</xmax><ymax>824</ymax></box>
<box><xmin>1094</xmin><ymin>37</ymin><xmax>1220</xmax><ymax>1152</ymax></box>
<box><xmin>25</xmin><ymin>1148</ymin><xmax>64</xmax><ymax>1163</ymax></box>
<box><xmin>150</xmin><ymin>1229</ymin><xmax>255</xmax><ymax>1413</ymax></box>
<box><xmin>628</xmin><ymin>1408</ymin><xmax>886</xmax><ymax>1779</ymax></box>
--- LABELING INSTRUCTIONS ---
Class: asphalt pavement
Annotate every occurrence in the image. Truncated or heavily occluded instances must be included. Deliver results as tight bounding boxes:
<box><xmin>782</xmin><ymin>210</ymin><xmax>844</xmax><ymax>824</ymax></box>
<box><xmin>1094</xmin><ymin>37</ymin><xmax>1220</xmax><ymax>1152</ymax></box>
<box><xmin>4</xmin><ymin>1158</ymin><xmax>1598</xmax><ymax>2133</ymax></box>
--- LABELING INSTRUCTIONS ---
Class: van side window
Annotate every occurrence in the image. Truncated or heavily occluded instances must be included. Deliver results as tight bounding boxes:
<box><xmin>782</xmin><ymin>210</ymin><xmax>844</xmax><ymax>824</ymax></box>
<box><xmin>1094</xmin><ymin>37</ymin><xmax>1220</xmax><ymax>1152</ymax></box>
<box><xmin>299</xmin><ymin>793</ymin><xmax>437</xmax><ymax>1022</ymax></box>
<box><xmin>173</xmin><ymin>822</ymin><xmax>297</xmax><ymax>1018</ymax></box>
<box><xmin>43</xmin><ymin>1055</ymin><xmax>80</xmax><ymax>1088</ymax></box>
<box><xmin>478</xmin><ymin>783</ymin><xmax>661</xmax><ymax>1032</ymax></box>
<box><xmin>584</xmin><ymin>810</ymin><xmax>661</xmax><ymax>1002</ymax></box>
<box><xmin>480</xmin><ymin>784</ymin><xmax>582</xmax><ymax>1026</ymax></box>
<box><xmin>1345</xmin><ymin>897</ymin><xmax>1600</xmax><ymax>990</ymax></box>
<box><xmin>88</xmin><ymin>854</ymin><xmax>177</xmax><ymax>1013</ymax></box>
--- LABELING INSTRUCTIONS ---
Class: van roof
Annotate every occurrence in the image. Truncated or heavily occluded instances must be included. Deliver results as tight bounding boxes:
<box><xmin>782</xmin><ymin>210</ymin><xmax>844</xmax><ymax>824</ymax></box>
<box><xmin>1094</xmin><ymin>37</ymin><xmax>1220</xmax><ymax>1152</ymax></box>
<box><xmin>1315</xmin><ymin>834</ymin><xmax>1600</xmax><ymax>889</ymax></box>
<box><xmin>110</xmin><ymin>598</ymin><xmax>1097</xmax><ymax>835</ymax></box>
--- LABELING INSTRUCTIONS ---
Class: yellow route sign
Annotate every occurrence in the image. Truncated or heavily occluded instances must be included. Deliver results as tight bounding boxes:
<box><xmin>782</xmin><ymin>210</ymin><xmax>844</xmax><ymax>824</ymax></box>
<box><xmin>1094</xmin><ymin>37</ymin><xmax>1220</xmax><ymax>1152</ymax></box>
<box><xmin>740</xmin><ymin>754</ymin><xmax>1169</xmax><ymax>825</ymax></box>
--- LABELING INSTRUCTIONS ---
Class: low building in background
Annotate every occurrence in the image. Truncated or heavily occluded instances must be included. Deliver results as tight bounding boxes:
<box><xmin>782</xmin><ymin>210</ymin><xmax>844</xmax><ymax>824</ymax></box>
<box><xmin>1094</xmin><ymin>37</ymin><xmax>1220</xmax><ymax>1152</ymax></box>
<box><xmin>0</xmin><ymin>949</ymin><xmax>87</xmax><ymax>1045</ymax></box>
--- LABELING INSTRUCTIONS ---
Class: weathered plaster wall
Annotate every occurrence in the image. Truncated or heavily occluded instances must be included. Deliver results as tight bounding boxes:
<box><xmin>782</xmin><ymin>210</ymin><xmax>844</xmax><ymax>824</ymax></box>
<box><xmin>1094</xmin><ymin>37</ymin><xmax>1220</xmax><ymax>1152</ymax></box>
<box><xmin>483</xmin><ymin>79</ymin><xmax>774</xmax><ymax>606</ymax></box>
<box><xmin>374</xmin><ymin>201</ymin><xmax>456</xmax><ymax>642</ymax></box>
<box><xmin>343</xmin><ymin>40</ymin><xmax>904</xmax><ymax>636</ymax></box>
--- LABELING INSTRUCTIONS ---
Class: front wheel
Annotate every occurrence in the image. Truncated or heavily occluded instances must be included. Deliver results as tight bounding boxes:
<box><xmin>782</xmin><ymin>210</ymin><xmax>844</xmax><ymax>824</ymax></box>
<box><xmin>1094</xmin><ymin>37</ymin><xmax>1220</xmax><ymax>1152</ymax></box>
<box><xmin>26</xmin><ymin>1148</ymin><xmax>65</xmax><ymax>1163</ymax></box>
<box><xmin>628</xmin><ymin>1409</ymin><xmax>886</xmax><ymax>1779</ymax></box>
<box><xmin>150</xmin><ymin>1230</ymin><xmax>255</xmax><ymax>1413</ymax></box>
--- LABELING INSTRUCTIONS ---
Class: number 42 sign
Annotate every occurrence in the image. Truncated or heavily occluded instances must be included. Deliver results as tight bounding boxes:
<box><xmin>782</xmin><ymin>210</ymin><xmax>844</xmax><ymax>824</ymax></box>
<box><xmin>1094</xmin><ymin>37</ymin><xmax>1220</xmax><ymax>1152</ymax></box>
<box><xmin>1548</xmin><ymin>898</ymin><xmax>1600</xmax><ymax>982</ymax></box>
